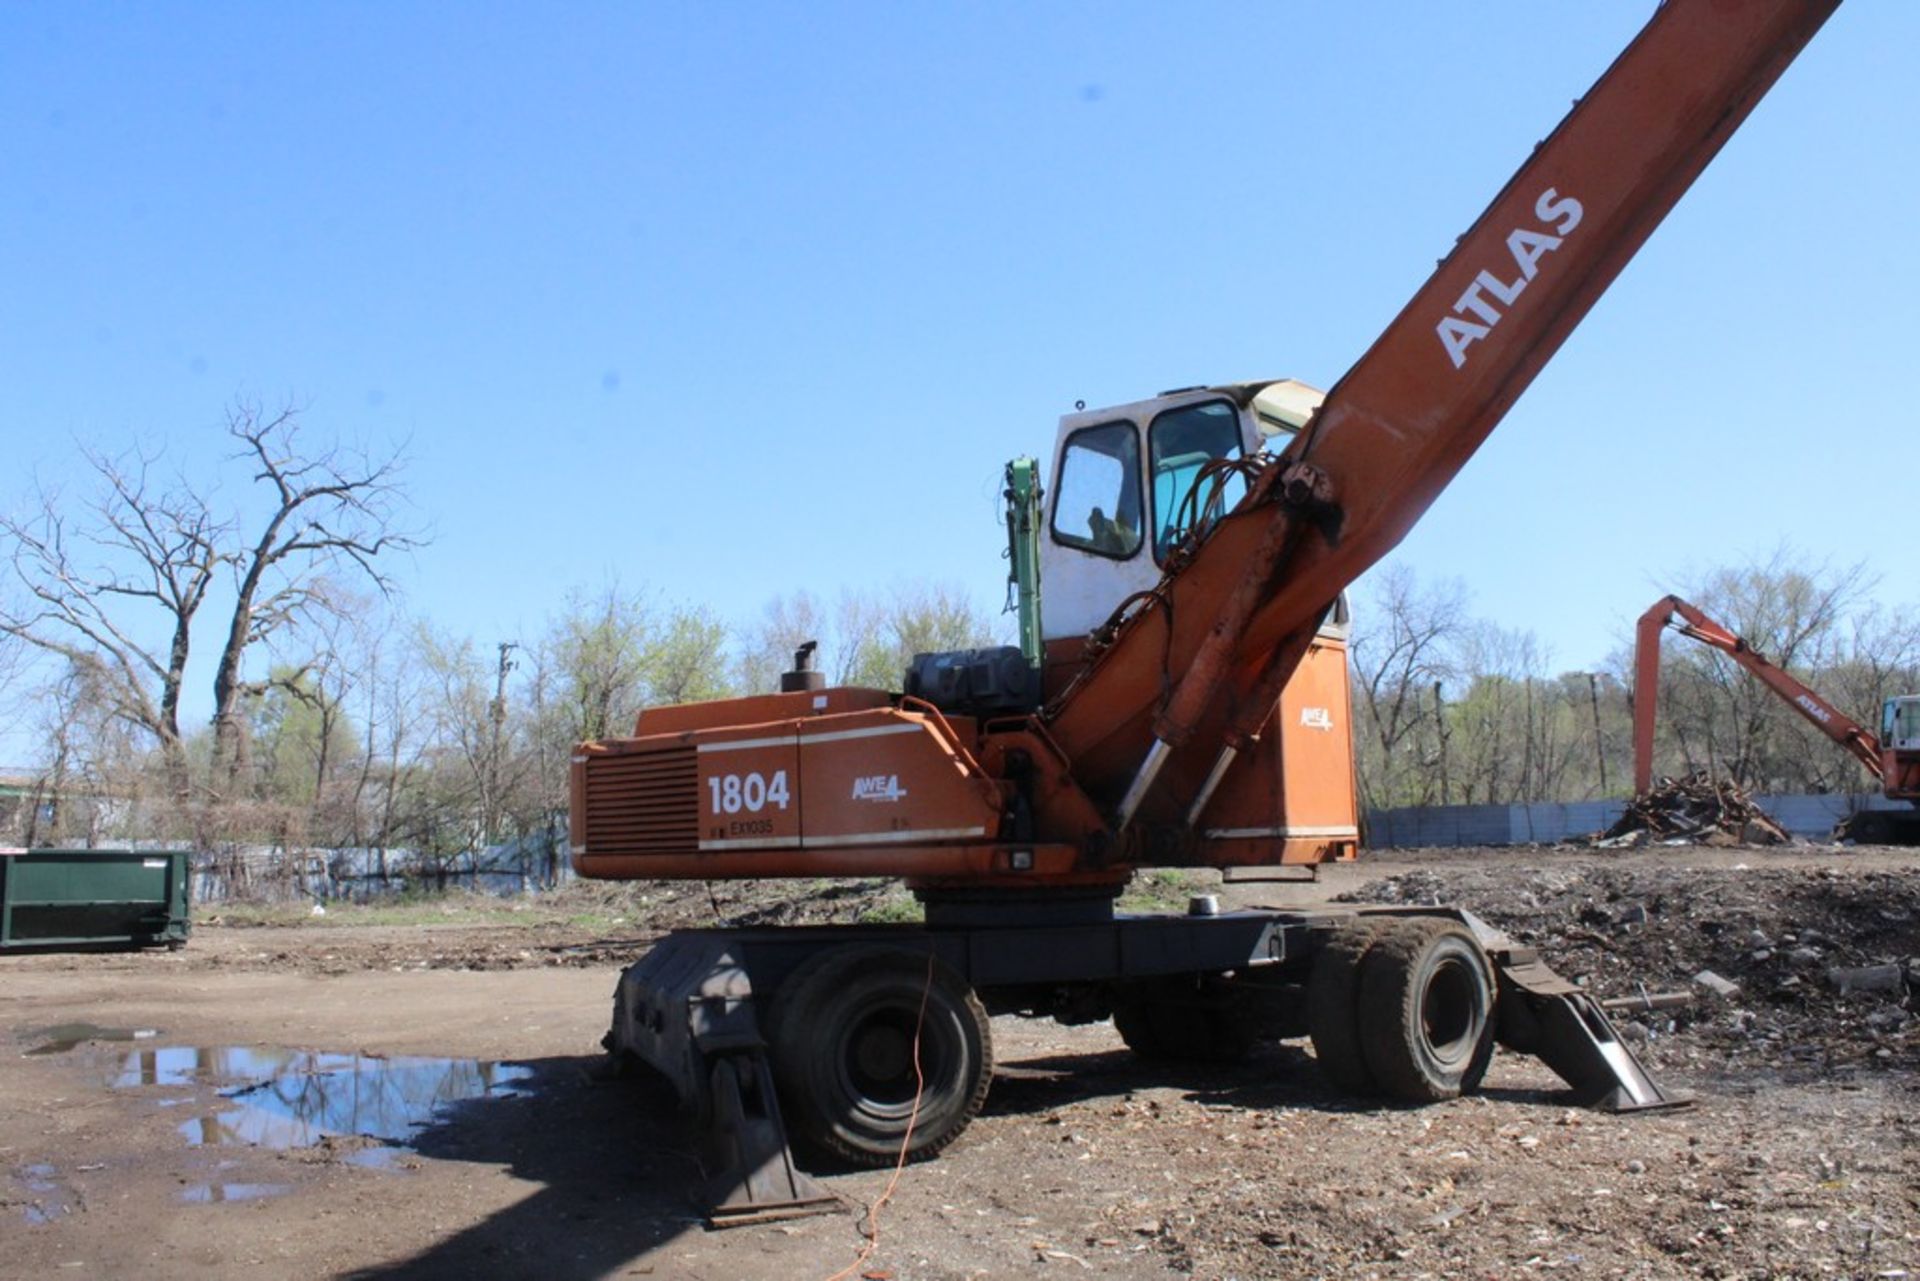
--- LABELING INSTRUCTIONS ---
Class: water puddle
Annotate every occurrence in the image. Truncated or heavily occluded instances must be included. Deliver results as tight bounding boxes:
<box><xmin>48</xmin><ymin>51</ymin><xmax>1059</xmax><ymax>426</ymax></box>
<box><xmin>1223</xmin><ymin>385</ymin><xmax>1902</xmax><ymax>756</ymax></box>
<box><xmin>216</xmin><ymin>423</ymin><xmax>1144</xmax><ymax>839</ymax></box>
<box><xmin>342</xmin><ymin>1144</ymin><xmax>409</xmax><ymax>1170</ymax></box>
<box><xmin>180</xmin><ymin>1182</ymin><xmax>291</xmax><ymax>1204</ymax></box>
<box><xmin>13</xmin><ymin>1162</ymin><xmax>74</xmax><ymax>1226</ymax></box>
<box><xmin>113</xmin><ymin>1046</ymin><xmax>534</xmax><ymax>1155</ymax></box>
<box><xmin>23</xmin><ymin>1023</ymin><xmax>159</xmax><ymax>1056</ymax></box>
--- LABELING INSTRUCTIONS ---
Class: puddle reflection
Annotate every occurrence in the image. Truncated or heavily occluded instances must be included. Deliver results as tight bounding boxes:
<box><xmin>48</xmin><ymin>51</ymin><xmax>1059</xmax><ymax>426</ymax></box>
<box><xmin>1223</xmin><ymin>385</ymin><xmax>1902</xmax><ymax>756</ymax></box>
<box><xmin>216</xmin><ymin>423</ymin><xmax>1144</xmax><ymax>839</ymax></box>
<box><xmin>25</xmin><ymin>1023</ymin><xmax>159</xmax><ymax>1056</ymax></box>
<box><xmin>344</xmin><ymin>1145</ymin><xmax>408</xmax><ymax>1170</ymax></box>
<box><xmin>14</xmin><ymin>1162</ymin><xmax>73</xmax><ymax>1226</ymax></box>
<box><xmin>180</xmin><ymin>1182</ymin><xmax>291</xmax><ymax>1204</ymax></box>
<box><xmin>113</xmin><ymin>1047</ymin><xmax>533</xmax><ymax>1151</ymax></box>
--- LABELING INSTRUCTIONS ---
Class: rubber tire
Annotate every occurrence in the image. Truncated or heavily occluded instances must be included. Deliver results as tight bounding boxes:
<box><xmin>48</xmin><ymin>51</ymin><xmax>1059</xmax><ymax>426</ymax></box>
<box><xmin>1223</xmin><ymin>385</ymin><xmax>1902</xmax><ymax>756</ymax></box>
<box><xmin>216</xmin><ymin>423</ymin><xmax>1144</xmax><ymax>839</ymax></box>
<box><xmin>1838</xmin><ymin>810</ymin><xmax>1888</xmax><ymax>844</ymax></box>
<box><xmin>1356</xmin><ymin>919</ymin><xmax>1496</xmax><ymax>1103</ymax></box>
<box><xmin>766</xmin><ymin>946</ymin><xmax>992</xmax><ymax>1168</ymax></box>
<box><xmin>1112</xmin><ymin>980</ymin><xmax>1257</xmax><ymax>1064</ymax></box>
<box><xmin>1110</xmin><ymin>994</ymin><xmax>1169</xmax><ymax>1058</ymax></box>
<box><xmin>1307</xmin><ymin>924</ymin><xmax>1382</xmax><ymax>1095</ymax></box>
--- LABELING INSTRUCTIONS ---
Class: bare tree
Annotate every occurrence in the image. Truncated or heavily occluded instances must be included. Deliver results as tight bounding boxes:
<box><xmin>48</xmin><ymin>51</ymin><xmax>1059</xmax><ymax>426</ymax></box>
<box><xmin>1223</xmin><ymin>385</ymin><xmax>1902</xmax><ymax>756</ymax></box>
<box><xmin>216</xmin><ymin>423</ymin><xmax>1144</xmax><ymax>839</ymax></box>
<box><xmin>14</xmin><ymin>656</ymin><xmax>157</xmax><ymax>846</ymax></box>
<box><xmin>643</xmin><ymin>604</ymin><xmax>734</xmax><ymax>705</ymax></box>
<box><xmin>1822</xmin><ymin>603</ymin><xmax>1920</xmax><ymax>766</ymax></box>
<box><xmin>832</xmin><ymin>590</ymin><xmax>889</xmax><ymax>685</ymax></box>
<box><xmin>414</xmin><ymin>625</ymin><xmax>504</xmax><ymax>864</ymax></box>
<box><xmin>20</xmin><ymin>663</ymin><xmax>87</xmax><ymax>847</ymax></box>
<box><xmin>299</xmin><ymin>601</ymin><xmax>375</xmax><ymax>837</ymax></box>
<box><xmin>844</xmin><ymin>583</ymin><xmax>1000</xmax><ymax>689</ymax></box>
<box><xmin>354</xmin><ymin>628</ymin><xmax>433</xmax><ymax>885</ymax></box>
<box><xmin>0</xmin><ymin>445</ymin><xmax>223</xmax><ymax>789</ymax></box>
<box><xmin>0</xmin><ymin>404</ymin><xmax>418</xmax><ymax>833</ymax></box>
<box><xmin>544</xmin><ymin>585</ymin><xmax>652</xmax><ymax>742</ymax></box>
<box><xmin>736</xmin><ymin>590</ymin><xmax>829</xmax><ymax>694</ymax></box>
<box><xmin>208</xmin><ymin>404</ymin><xmax>418</xmax><ymax>790</ymax></box>
<box><xmin>736</xmin><ymin>583</ymin><xmax>998</xmax><ymax>695</ymax></box>
<box><xmin>1348</xmin><ymin>565</ymin><xmax>1468</xmax><ymax>809</ymax></box>
<box><xmin>248</xmin><ymin>602</ymin><xmax>367</xmax><ymax>845</ymax></box>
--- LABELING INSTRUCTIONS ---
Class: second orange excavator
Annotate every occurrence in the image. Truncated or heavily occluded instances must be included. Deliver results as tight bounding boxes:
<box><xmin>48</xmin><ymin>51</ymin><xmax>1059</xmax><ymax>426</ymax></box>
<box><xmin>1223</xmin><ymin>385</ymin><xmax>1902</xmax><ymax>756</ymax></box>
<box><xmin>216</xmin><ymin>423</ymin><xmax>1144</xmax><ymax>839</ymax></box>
<box><xmin>1632</xmin><ymin>594</ymin><xmax>1920</xmax><ymax>842</ymax></box>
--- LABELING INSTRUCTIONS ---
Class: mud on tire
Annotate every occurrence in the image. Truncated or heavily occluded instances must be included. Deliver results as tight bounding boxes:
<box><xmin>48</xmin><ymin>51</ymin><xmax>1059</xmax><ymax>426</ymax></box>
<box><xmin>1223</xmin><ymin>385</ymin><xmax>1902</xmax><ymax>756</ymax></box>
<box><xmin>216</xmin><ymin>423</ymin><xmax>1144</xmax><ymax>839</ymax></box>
<box><xmin>1356</xmin><ymin>918</ymin><xmax>1495</xmax><ymax>1103</ymax></box>
<box><xmin>766</xmin><ymin>945</ymin><xmax>992</xmax><ymax>1167</ymax></box>
<box><xmin>1306</xmin><ymin>923</ymin><xmax>1382</xmax><ymax>1095</ymax></box>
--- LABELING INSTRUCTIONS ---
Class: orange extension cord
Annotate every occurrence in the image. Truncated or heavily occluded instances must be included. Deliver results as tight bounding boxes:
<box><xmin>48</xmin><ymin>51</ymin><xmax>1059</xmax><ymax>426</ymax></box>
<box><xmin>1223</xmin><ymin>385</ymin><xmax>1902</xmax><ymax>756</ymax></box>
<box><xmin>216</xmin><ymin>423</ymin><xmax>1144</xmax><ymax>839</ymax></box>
<box><xmin>823</xmin><ymin>950</ymin><xmax>936</xmax><ymax>1281</ymax></box>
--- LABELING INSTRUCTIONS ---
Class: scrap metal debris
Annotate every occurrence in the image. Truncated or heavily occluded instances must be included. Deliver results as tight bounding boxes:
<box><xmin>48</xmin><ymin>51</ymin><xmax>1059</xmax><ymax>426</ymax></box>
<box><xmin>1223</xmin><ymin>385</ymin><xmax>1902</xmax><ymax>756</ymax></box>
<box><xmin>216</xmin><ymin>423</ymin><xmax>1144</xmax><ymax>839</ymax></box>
<box><xmin>1597</xmin><ymin>772</ymin><xmax>1790</xmax><ymax>847</ymax></box>
<box><xmin>1340</xmin><ymin>862</ymin><xmax>1919</xmax><ymax>1076</ymax></box>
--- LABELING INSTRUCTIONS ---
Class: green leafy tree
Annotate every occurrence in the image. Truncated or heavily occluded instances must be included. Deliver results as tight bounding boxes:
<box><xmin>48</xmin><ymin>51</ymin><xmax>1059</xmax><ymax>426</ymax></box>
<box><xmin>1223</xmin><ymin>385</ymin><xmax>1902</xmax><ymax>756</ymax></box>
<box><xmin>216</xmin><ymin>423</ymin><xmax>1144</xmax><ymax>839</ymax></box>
<box><xmin>249</xmin><ymin>664</ymin><xmax>357</xmax><ymax>810</ymax></box>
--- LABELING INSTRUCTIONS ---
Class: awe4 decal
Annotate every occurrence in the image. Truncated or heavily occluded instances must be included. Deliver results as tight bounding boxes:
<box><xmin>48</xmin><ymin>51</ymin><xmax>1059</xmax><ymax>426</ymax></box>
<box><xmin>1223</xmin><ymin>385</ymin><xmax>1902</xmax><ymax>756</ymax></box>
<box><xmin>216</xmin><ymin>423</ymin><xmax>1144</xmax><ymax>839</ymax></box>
<box><xmin>851</xmin><ymin>774</ymin><xmax>909</xmax><ymax>803</ymax></box>
<box><xmin>1437</xmin><ymin>188</ymin><xmax>1583</xmax><ymax>370</ymax></box>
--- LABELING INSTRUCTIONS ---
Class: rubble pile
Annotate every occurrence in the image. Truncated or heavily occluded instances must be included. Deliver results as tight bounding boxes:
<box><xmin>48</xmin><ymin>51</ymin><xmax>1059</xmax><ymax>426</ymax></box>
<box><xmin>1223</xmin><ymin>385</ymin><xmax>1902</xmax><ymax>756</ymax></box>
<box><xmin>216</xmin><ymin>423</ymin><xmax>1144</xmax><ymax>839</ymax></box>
<box><xmin>1597</xmin><ymin>770</ymin><xmax>1790</xmax><ymax>847</ymax></box>
<box><xmin>1339</xmin><ymin>862</ymin><xmax>1919</xmax><ymax>1074</ymax></box>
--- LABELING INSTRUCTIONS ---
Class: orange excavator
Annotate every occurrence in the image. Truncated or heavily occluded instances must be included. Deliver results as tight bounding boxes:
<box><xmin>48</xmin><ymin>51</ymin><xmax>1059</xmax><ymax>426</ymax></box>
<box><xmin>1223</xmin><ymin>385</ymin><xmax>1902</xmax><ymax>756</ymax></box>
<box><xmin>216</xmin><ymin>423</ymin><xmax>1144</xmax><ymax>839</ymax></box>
<box><xmin>572</xmin><ymin>2</ymin><xmax>1842</xmax><ymax>1221</ymax></box>
<box><xmin>1632</xmin><ymin>594</ymin><xmax>1920</xmax><ymax>842</ymax></box>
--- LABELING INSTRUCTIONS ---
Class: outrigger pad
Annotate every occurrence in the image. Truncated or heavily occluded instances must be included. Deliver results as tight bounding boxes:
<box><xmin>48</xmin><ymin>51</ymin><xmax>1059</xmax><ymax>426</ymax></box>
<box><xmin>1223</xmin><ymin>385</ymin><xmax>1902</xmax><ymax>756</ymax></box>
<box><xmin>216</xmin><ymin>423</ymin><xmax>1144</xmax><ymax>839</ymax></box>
<box><xmin>1494</xmin><ymin>950</ymin><xmax>1690</xmax><ymax>1113</ymax></box>
<box><xmin>702</xmin><ymin>1052</ymin><xmax>840</xmax><ymax>1229</ymax></box>
<box><xmin>605</xmin><ymin>934</ymin><xmax>841</xmax><ymax>1227</ymax></box>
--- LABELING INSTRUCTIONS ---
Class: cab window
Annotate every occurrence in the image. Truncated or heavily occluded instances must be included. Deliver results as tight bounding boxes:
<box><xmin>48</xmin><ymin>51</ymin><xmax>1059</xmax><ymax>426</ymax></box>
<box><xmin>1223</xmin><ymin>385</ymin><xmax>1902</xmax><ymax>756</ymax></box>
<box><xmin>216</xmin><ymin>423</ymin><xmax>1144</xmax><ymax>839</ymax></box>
<box><xmin>1051</xmin><ymin>421</ymin><xmax>1143</xmax><ymax>558</ymax></box>
<box><xmin>1888</xmin><ymin>699</ymin><xmax>1920</xmax><ymax>748</ymax></box>
<box><xmin>1149</xmin><ymin>400</ymin><xmax>1245</xmax><ymax>561</ymax></box>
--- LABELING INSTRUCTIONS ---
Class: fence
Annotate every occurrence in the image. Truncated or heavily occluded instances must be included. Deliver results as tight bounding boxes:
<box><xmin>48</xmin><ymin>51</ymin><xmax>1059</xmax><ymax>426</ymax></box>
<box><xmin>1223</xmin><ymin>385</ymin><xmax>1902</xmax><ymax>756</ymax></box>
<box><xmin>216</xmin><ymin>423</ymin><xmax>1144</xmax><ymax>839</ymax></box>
<box><xmin>1363</xmin><ymin>790</ymin><xmax>1902</xmax><ymax>848</ymax></box>
<box><xmin>85</xmin><ymin>836</ymin><xmax>576</xmax><ymax>904</ymax></box>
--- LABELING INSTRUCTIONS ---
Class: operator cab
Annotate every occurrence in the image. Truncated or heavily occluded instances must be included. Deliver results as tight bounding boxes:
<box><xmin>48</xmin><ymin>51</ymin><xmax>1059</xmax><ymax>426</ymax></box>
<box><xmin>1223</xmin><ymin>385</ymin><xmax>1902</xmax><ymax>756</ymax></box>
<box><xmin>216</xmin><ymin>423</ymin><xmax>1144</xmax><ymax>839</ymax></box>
<box><xmin>1041</xmin><ymin>379</ymin><xmax>1325</xmax><ymax>640</ymax></box>
<box><xmin>900</xmin><ymin>379</ymin><xmax>1329</xmax><ymax>718</ymax></box>
<box><xmin>1882</xmin><ymin>696</ymin><xmax>1920</xmax><ymax>752</ymax></box>
<box><xmin>1878</xmin><ymin>695</ymin><xmax>1920</xmax><ymax>806</ymax></box>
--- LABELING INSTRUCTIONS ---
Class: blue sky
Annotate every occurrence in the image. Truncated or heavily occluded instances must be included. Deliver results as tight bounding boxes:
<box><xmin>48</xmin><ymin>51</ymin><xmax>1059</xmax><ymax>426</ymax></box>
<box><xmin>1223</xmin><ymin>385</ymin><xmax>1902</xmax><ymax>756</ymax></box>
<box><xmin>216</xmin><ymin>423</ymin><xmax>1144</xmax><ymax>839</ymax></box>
<box><xmin>3</xmin><ymin>3</ymin><xmax>1915</xmax><ymax>748</ymax></box>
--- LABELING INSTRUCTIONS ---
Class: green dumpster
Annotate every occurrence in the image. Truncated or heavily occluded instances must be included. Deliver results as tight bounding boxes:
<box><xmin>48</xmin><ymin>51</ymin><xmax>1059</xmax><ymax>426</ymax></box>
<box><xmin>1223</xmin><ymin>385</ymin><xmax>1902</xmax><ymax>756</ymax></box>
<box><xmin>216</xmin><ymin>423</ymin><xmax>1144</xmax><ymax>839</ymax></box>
<box><xmin>0</xmin><ymin>848</ymin><xmax>190</xmax><ymax>951</ymax></box>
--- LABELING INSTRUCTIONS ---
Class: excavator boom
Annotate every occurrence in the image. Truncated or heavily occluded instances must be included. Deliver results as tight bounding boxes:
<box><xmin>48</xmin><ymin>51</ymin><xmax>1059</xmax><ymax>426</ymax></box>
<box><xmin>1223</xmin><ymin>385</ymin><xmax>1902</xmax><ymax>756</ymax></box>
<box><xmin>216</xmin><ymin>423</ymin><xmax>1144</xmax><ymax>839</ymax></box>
<box><xmin>1631</xmin><ymin>593</ymin><xmax>1883</xmax><ymax>794</ymax></box>
<box><xmin>1050</xmin><ymin>0</ymin><xmax>1842</xmax><ymax>829</ymax></box>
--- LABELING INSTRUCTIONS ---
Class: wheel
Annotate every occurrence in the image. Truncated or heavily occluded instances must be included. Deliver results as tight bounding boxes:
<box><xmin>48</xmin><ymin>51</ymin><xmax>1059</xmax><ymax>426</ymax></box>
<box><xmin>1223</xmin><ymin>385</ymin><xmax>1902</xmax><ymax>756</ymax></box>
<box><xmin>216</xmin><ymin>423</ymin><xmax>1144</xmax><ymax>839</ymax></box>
<box><xmin>1837</xmin><ymin>810</ymin><xmax>1888</xmax><ymax>844</ymax></box>
<box><xmin>765</xmin><ymin>946</ymin><xmax>992</xmax><ymax>1167</ymax></box>
<box><xmin>1111</xmin><ymin>978</ymin><xmax>1257</xmax><ymax>1063</ymax></box>
<box><xmin>1307</xmin><ymin>923</ymin><xmax>1381</xmax><ymax>1095</ymax></box>
<box><xmin>1357</xmin><ymin>919</ymin><xmax>1496</xmax><ymax>1103</ymax></box>
<box><xmin>1110</xmin><ymin>993</ymin><xmax>1168</xmax><ymax>1058</ymax></box>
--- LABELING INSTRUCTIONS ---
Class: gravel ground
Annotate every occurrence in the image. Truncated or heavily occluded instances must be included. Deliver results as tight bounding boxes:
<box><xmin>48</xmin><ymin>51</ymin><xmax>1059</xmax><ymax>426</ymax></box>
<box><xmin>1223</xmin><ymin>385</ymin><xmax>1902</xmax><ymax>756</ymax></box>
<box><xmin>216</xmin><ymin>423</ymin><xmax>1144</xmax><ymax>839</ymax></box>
<box><xmin>2</xmin><ymin>845</ymin><xmax>1915</xmax><ymax>1279</ymax></box>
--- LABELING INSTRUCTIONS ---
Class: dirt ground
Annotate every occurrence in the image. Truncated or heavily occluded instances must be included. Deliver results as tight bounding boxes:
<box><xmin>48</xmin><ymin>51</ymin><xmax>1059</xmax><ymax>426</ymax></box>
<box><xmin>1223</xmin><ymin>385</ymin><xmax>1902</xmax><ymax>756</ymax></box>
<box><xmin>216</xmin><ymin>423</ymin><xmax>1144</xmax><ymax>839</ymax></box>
<box><xmin>3</xmin><ymin>846</ymin><xmax>1916</xmax><ymax>1280</ymax></box>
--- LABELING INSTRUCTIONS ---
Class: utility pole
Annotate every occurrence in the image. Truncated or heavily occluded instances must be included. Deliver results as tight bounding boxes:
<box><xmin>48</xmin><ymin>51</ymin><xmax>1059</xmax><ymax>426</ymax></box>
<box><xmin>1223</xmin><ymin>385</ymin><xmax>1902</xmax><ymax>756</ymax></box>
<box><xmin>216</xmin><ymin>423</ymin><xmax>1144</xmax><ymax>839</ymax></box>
<box><xmin>487</xmin><ymin>641</ymin><xmax>518</xmax><ymax>848</ymax></box>
<box><xmin>1433</xmin><ymin>681</ymin><xmax>1450</xmax><ymax>806</ymax></box>
<box><xmin>1521</xmin><ymin>676</ymin><xmax>1536</xmax><ymax>804</ymax></box>
<box><xmin>1587</xmin><ymin>672</ymin><xmax>1609</xmax><ymax>795</ymax></box>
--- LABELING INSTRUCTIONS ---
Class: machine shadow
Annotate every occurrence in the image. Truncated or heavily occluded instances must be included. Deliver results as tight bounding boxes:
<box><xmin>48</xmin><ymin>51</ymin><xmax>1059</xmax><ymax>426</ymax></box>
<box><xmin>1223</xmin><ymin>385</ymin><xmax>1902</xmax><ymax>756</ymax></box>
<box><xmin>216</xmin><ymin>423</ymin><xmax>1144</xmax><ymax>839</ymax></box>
<box><xmin>982</xmin><ymin>1041</ymin><xmax>1572</xmax><ymax>1118</ymax></box>
<box><xmin>342</xmin><ymin>1043</ymin><xmax>1580</xmax><ymax>1277</ymax></box>
<box><xmin>340</xmin><ymin>1055</ymin><xmax>708</xmax><ymax>1281</ymax></box>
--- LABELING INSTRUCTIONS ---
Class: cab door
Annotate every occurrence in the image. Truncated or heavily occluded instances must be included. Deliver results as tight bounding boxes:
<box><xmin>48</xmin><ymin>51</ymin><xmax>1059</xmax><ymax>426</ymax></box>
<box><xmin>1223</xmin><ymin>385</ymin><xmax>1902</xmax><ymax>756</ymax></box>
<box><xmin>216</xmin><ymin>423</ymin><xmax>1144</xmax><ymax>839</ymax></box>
<box><xmin>1041</xmin><ymin>394</ymin><xmax>1254</xmax><ymax>641</ymax></box>
<box><xmin>1042</xmin><ymin>416</ymin><xmax>1151</xmax><ymax>640</ymax></box>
